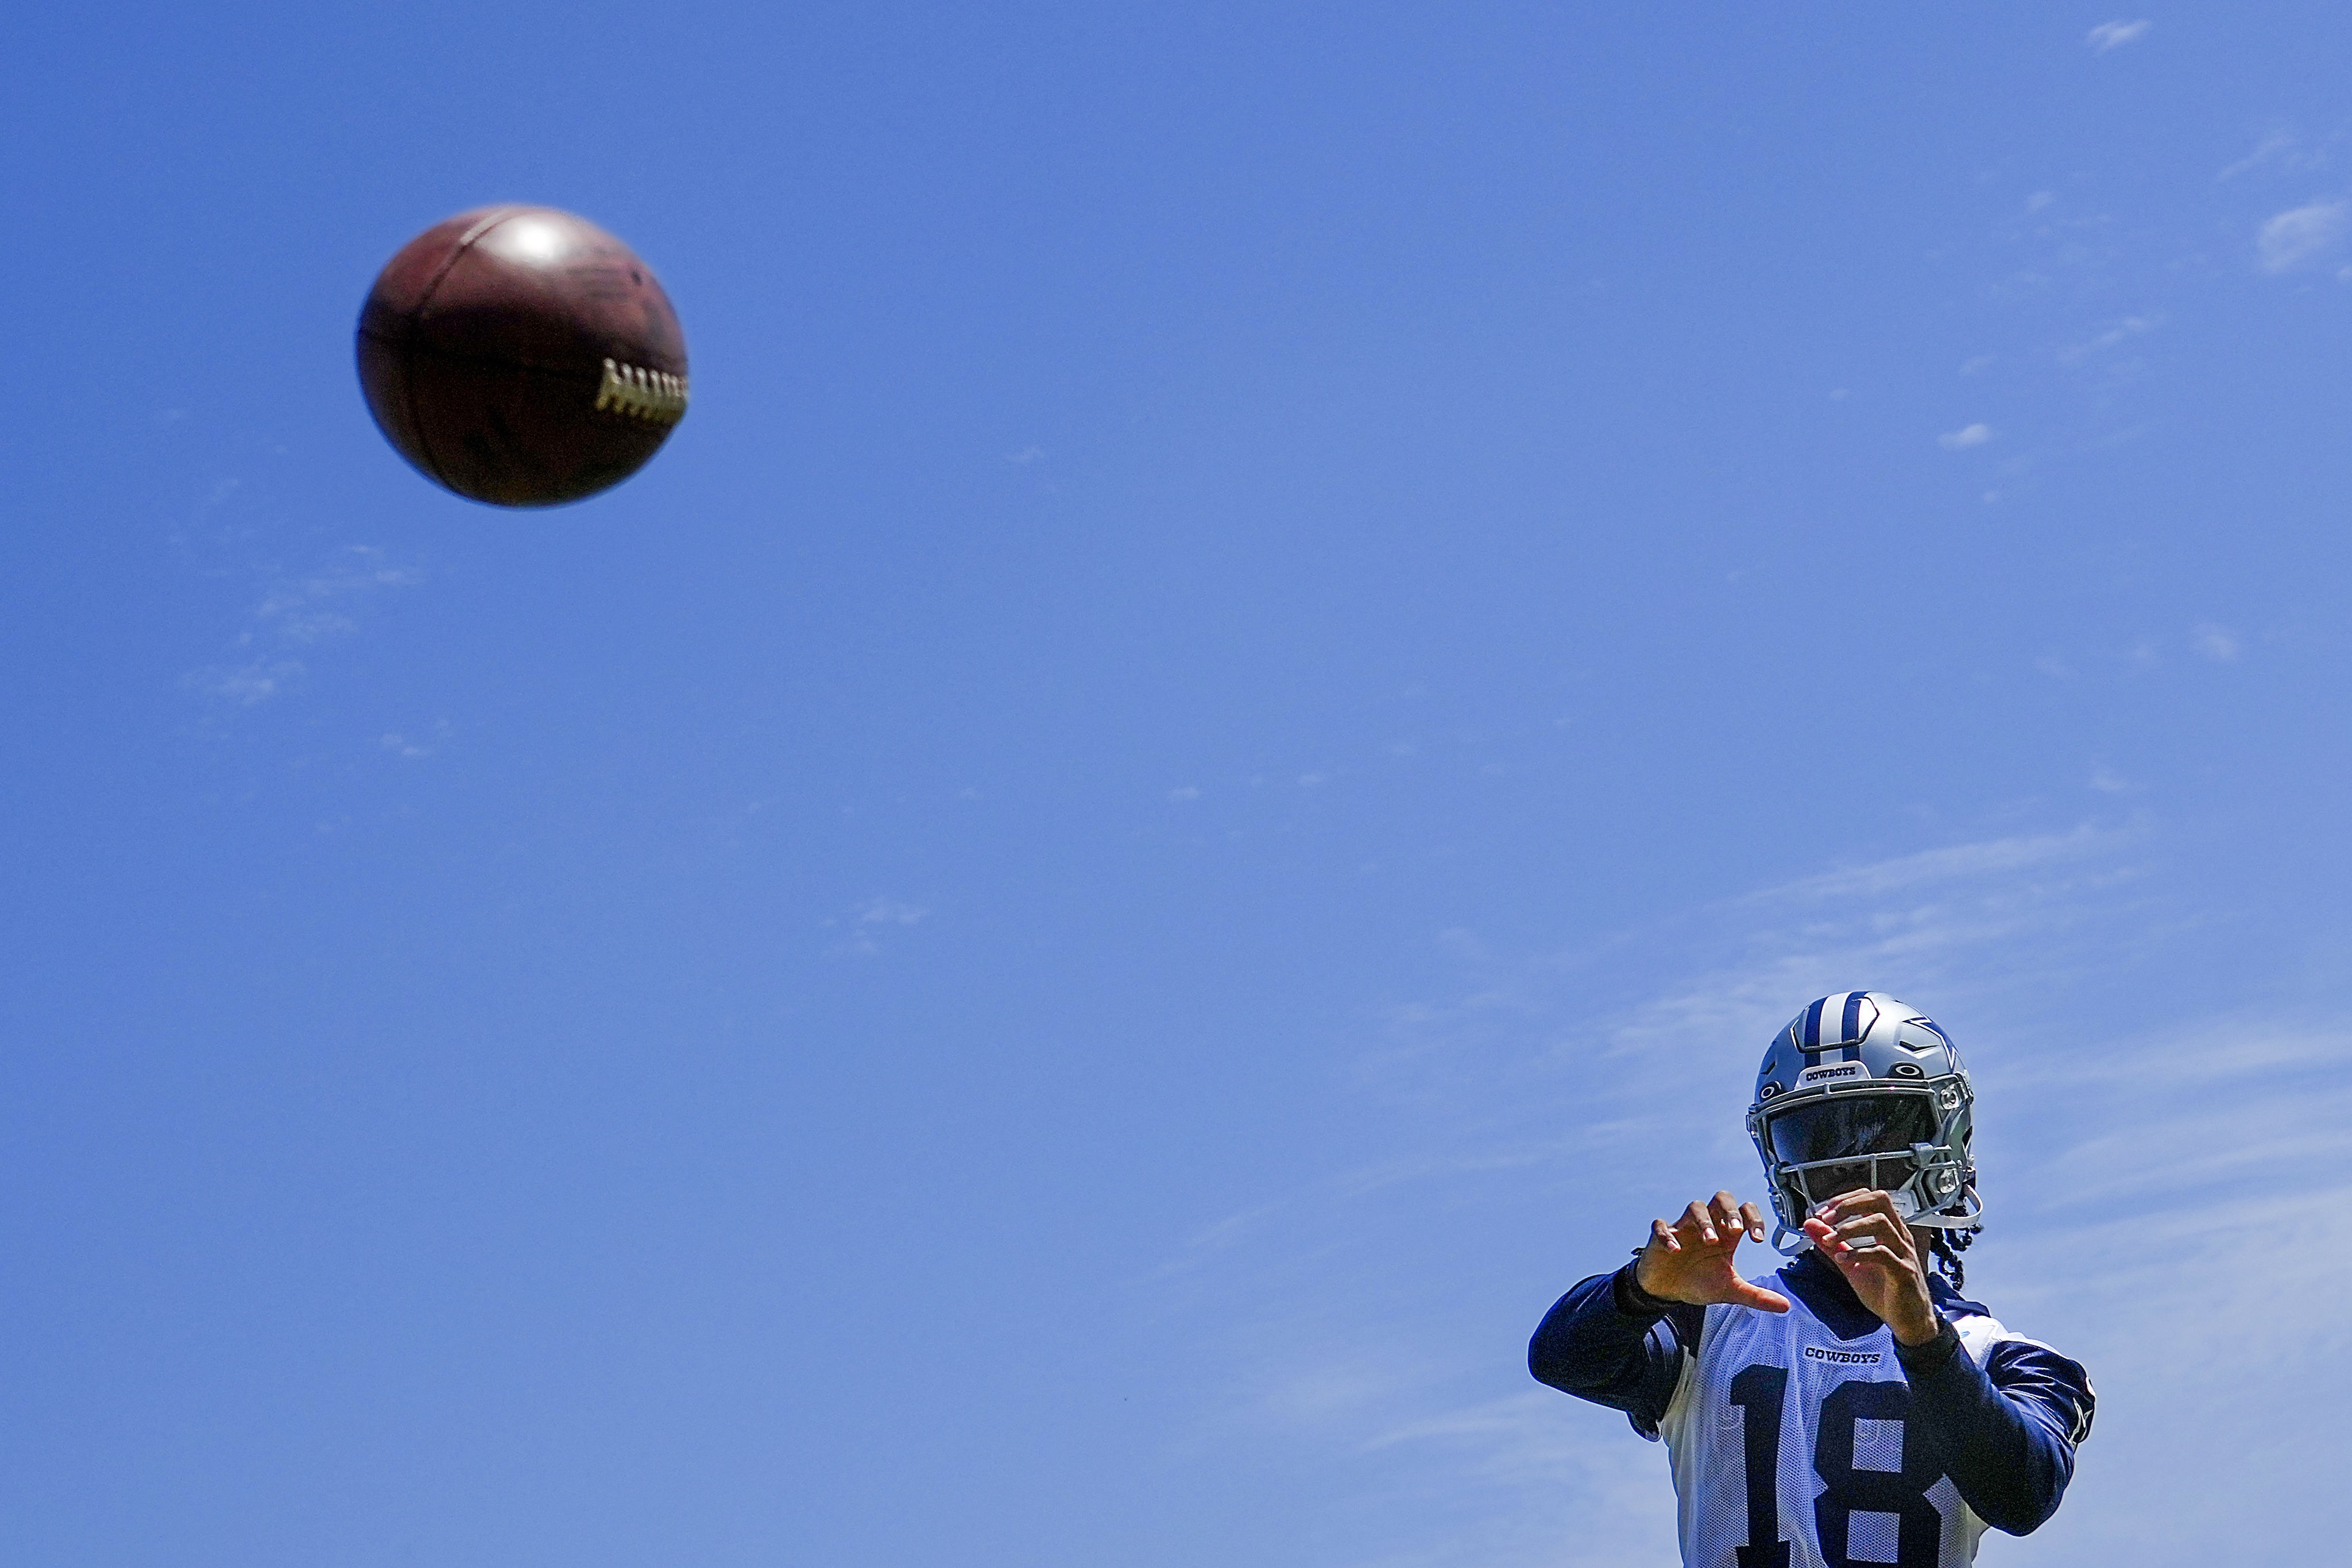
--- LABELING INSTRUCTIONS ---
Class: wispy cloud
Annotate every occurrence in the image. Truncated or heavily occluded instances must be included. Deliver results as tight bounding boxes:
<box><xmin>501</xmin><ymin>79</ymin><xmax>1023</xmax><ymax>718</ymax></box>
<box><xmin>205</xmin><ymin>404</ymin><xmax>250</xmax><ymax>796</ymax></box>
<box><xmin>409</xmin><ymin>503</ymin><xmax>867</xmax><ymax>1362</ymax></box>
<box><xmin>184</xmin><ymin>544</ymin><xmax>421</xmax><ymax>706</ymax></box>
<box><xmin>252</xmin><ymin>546</ymin><xmax>420</xmax><ymax>644</ymax></box>
<box><xmin>2257</xmin><ymin>200</ymin><xmax>2347</xmax><ymax>272</ymax></box>
<box><xmin>2191</xmin><ymin>622</ymin><xmax>2241</xmax><ymax>661</ymax></box>
<box><xmin>380</xmin><ymin>724</ymin><xmax>450</xmax><ymax>759</ymax></box>
<box><xmin>2219</xmin><ymin>131</ymin><xmax>2301</xmax><ymax>182</ymax></box>
<box><xmin>1938</xmin><ymin>423</ymin><xmax>1994</xmax><ymax>449</ymax></box>
<box><xmin>182</xmin><ymin>659</ymin><xmax>305</xmax><ymax>706</ymax></box>
<box><xmin>822</xmin><ymin>896</ymin><xmax>931</xmax><ymax>957</ymax></box>
<box><xmin>1746</xmin><ymin>824</ymin><xmax>2118</xmax><ymax>903</ymax></box>
<box><xmin>2086</xmin><ymin>20</ymin><xmax>2150</xmax><ymax>53</ymax></box>
<box><xmin>2058</xmin><ymin>312</ymin><xmax>2160</xmax><ymax>365</ymax></box>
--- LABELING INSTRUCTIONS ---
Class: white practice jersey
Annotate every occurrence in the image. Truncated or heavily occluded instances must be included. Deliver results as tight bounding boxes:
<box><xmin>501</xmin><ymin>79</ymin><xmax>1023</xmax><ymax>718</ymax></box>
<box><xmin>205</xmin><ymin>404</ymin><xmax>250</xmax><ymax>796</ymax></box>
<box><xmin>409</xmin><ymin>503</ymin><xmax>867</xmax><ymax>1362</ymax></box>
<box><xmin>1657</xmin><ymin>1291</ymin><xmax>2022</xmax><ymax>1568</ymax></box>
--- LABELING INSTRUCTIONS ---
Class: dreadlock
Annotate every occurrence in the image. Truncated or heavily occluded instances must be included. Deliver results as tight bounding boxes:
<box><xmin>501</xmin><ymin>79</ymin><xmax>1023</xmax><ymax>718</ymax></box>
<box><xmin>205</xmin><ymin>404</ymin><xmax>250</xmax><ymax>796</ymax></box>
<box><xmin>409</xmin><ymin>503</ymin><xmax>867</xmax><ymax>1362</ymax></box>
<box><xmin>1928</xmin><ymin>1225</ymin><xmax>1979</xmax><ymax>1291</ymax></box>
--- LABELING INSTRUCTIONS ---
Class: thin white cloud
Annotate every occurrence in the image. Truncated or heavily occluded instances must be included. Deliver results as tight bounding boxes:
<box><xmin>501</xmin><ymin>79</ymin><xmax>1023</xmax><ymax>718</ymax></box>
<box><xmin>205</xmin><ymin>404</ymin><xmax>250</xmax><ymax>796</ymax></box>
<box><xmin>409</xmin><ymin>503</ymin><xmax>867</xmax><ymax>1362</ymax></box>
<box><xmin>2191</xmin><ymin>622</ymin><xmax>2241</xmax><ymax>661</ymax></box>
<box><xmin>1751</xmin><ymin>826</ymin><xmax>2117</xmax><ymax>903</ymax></box>
<box><xmin>2059</xmin><ymin>313</ymin><xmax>2159</xmax><ymax>364</ymax></box>
<box><xmin>821</xmin><ymin>896</ymin><xmax>931</xmax><ymax>957</ymax></box>
<box><xmin>1938</xmin><ymin>423</ymin><xmax>1994</xmax><ymax>449</ymax></box>
<box><xmin>2086</xmin><ymin>20</ymin><xmax>2150</xmax><ymax>53</ymax></box>
<box><xmin>379</xmin><ymin>723</ymin><xmax>450</xmax><ymax>759</ymax></box>
<box><xmin>253</xmin><ymin>545</ymin><xmax>421</xmax><ymax>643</ymax></box>
<box><xmin>2219</xmin><ymin>132</ymin><xmax>2299</xmax><ymax>182</ymax></box>
<box><xmin>185</xmin><ymin>544</ymin><xmax>422</xmax><ymax>705</ymax></box>
<box><xmin>183</xmin><ymin>659</ymin><xmax>304</xmax><ymax>706</ymax></box>
<box><xmin>2257</xmin><ymin>200</ymin><xmax>2348</xmax><ymax>273</ymax></box>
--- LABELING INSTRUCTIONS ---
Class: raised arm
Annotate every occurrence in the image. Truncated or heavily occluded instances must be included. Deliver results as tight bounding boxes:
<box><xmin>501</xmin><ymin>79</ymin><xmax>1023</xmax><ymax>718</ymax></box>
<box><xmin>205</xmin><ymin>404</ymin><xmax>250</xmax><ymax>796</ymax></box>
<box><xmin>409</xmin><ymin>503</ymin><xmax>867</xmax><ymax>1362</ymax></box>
<box><xmin>1527</xmin><ymin>1268</ymin><xmax>1694</xmax><ymax>1435</ymax></box>
<box><xmin>1529</xmin><ymin>1191</ymin><xmax>1785</xmax><ymax>1437</ymax></box>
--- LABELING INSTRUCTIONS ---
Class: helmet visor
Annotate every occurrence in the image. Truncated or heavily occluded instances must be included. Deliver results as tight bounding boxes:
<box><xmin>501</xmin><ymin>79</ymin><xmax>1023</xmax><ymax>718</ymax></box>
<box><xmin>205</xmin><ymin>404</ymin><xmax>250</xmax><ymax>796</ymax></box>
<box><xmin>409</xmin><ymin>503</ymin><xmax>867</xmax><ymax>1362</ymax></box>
<box><xmin>1767</xmin><ymin>1092</ymin><xmax>1937</xmax><ymax>1168</ymax></box>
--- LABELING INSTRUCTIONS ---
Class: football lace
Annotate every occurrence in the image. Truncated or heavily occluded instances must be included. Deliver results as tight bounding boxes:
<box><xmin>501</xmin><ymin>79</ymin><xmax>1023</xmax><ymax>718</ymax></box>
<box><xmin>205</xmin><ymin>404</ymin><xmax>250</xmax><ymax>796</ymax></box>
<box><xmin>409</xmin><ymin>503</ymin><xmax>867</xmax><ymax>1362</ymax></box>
<box><xmin>594</xmin><ymin>359</ymin><xmax>690</xmax><ymax>426</ymax></box>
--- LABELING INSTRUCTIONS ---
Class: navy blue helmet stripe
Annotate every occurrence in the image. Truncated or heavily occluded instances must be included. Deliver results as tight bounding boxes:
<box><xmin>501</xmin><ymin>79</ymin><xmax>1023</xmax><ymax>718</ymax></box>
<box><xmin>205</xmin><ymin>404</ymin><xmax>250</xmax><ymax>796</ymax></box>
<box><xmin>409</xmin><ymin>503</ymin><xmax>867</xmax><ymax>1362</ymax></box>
<box><xmin>1840</xmin><ymin>991</ymin><xmax>1868</xmax><ymax>1043</ymax></box>
<box><xmin>1801</xmin><ymin>996</ymin><xmax>1828</xmax><ymax>1049</ymax></box>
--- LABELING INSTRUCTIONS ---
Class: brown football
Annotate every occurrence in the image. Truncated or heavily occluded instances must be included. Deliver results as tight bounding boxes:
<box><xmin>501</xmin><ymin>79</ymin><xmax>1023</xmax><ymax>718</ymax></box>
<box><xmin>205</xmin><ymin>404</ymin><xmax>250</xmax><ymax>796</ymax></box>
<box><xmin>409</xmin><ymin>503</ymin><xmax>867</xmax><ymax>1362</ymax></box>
<box><xmin>357</xmin><ymin>206</ymin><xmax>689</xmax><ymax>507</ymax></box>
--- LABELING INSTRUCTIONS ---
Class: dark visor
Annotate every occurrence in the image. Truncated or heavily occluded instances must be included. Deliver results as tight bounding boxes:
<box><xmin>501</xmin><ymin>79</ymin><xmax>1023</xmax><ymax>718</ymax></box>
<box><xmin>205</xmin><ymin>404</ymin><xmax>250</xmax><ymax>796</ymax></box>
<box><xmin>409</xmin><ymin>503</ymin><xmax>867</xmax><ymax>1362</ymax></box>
<box><xmin>1767</xmin><ymin>1093</ymin><xmax>1936</xmax><ymax>1167</ymax></box>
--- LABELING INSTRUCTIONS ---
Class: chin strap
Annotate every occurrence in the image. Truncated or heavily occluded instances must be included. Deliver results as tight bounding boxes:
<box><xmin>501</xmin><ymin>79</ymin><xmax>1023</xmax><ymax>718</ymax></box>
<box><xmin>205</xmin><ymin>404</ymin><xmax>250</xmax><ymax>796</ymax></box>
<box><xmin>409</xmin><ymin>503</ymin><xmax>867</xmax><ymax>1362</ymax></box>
<box><xmin>1905</xmin><ymin>1187</ymin><xmax>1984</xmax><ymax>1229</ymax></box>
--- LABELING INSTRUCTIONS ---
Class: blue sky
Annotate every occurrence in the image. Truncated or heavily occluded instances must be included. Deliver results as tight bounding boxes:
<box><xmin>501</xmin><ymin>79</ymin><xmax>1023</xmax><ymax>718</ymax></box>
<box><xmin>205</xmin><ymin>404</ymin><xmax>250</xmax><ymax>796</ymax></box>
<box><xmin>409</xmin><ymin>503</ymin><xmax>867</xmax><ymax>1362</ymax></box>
<box><xmin>6</xmin><ymin>4</ymin><xmax>2351</xmax><ymax>1563</ymax></box>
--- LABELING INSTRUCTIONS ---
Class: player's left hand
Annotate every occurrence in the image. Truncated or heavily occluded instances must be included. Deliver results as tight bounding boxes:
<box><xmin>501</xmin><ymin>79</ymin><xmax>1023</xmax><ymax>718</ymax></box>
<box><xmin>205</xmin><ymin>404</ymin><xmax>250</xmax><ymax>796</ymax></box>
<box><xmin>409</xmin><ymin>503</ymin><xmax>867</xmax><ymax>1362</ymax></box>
<box><xmin>1802</xmin><ymin>1190</ymin><xmax>1941</xmax><ymax>1347</ymax></box>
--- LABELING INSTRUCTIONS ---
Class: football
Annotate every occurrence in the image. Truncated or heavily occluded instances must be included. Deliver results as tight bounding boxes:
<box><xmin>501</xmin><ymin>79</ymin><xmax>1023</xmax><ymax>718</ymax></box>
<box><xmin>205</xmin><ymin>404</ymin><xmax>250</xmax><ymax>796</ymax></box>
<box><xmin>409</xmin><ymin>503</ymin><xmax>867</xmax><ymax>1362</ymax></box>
<box><xmin>356</xmin><ymin>206</ymin><xmax>689</xmax><ymax>507</ymax></box>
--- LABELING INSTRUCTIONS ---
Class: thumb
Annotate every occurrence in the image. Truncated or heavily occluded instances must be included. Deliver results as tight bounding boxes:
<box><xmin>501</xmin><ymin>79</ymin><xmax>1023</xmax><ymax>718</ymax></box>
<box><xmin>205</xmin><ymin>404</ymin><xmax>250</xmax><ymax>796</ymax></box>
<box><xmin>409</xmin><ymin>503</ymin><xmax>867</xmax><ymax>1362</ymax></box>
<box><xmin>1727</xmin><ymin>1280</ymin><xmax>1792</xmax><ymax>1314</ymax></box>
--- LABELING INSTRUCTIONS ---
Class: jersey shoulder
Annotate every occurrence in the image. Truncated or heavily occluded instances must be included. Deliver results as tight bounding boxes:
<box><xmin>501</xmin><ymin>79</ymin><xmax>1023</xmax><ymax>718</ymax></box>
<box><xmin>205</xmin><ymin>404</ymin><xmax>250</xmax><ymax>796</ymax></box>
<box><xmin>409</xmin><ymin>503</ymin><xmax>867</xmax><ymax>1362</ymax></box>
<box><xmin>1940</xmin><ymin>1292</ymin><xmax>2098</xmax><ymax>1446</ymax></box>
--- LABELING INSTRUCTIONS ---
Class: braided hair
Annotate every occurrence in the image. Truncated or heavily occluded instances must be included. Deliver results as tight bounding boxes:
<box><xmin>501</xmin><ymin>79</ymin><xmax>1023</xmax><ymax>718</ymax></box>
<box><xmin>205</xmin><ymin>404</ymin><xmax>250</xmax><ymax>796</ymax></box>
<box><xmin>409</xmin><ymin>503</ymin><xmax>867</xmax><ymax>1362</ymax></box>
<box><xmin>1927</xmin><ymin>1223</ymin><xmax>1979</xmax><ymax>1290</ymax></box>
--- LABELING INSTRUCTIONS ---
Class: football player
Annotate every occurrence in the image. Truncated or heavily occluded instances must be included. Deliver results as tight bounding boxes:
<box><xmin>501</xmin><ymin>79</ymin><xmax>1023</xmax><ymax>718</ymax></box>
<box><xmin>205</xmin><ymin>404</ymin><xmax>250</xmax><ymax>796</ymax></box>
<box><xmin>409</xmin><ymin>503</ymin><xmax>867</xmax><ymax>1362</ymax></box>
<box><xmin>1528</xmin><ymin>992</ymin><xmax>2093</xmax><ymax>1567</ymax></box>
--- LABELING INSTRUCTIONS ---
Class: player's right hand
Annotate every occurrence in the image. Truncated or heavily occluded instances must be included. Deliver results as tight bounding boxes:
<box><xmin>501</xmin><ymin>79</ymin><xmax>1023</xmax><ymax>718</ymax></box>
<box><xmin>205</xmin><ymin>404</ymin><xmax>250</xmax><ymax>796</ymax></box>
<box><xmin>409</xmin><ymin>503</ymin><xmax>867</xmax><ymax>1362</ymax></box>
<box><xmin>1632</xmin><ymin>1191</ymin><xmax>1792</xmax><ymax>1313</ymax></box>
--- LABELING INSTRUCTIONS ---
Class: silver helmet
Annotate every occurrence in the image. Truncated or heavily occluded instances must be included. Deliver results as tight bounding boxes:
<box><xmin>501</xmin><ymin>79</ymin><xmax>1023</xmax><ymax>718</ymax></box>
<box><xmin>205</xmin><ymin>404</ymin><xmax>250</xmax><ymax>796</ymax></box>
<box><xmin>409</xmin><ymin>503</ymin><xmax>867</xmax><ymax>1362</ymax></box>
<box><xmin>1746</xmin><ymin>991</ymin><xmax>1980</xmax><ymax>1254</ymax></box>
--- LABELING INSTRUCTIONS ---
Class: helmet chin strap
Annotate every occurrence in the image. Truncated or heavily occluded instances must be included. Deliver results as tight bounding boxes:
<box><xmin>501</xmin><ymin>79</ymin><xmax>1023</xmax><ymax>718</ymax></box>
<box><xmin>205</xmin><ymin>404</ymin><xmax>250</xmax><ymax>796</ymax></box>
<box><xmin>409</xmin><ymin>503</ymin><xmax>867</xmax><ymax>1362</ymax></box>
<box><xmin>1904</xmin><ymin>1186</ymin><xmax>1984</xmax><ymax>1229</ymax></box>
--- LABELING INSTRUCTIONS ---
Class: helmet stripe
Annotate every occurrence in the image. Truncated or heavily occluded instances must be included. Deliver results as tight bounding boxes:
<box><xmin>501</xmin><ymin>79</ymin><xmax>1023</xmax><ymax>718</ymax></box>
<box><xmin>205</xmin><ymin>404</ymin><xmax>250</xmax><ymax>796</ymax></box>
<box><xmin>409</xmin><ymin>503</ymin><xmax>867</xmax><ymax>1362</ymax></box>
<box><xmin>1840</xmin><ymin>990</ymin><xmax>1869</xmax><ymax>1043</ymax></box>
<box><xmin>1800</xmin><ymin>996</ymin><xmax>1828</xmax><ymax>1049</ymax></box>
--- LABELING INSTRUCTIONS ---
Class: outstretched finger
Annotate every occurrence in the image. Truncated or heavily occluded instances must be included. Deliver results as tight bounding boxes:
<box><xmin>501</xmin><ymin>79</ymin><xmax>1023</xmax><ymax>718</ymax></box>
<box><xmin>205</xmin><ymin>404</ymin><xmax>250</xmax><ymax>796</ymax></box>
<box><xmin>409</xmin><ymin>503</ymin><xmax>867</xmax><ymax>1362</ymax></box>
<box><xmin>1709</xmin><ymin>1191</ymin><xmax>1744</xmax><ymax>1238</ymax></box>
<box><xmin>1681</xmin><ymin>1201</ymin><xmax>1719</xmax><ymax>1246</ymax></box>
<box><xmin>1727</xmin><ymin>1279</ymin><xmax>1791</xmax><ymax>1314</ymax></box>
<box><xmin>1651</xmin><ymin>1217</ymin><xmax>1682</xmax><ymax>1253</ymax></box>
<box><xmin>1738</xmin><ymin>1200</ymin><xmax>1768</xmax><ymax>1242</ymax></box>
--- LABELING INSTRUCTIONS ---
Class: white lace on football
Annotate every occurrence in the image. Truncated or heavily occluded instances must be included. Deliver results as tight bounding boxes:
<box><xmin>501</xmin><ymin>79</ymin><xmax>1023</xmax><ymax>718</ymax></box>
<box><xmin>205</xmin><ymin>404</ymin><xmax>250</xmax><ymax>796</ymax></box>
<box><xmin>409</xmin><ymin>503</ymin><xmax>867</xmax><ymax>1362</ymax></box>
<box><xmin>594</xmin><ymin>358</ymin><xmax>689</xmax><ymax>426</ymax></box>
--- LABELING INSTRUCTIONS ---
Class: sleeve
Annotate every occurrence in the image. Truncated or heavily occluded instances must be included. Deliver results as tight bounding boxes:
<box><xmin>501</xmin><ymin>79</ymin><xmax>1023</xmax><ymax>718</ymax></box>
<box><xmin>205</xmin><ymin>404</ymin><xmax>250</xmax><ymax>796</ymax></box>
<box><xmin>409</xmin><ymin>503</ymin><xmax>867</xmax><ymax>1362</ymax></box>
<box><xmin>1894</xmin><ymin>1319</ymin><xmax>2095</xmax><ymax>1535</ymax></box>
<box><xmin>1527</xmin><ymin>1263</ymin><xmax>1704</xmax><ymax>1440</ymax></box>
